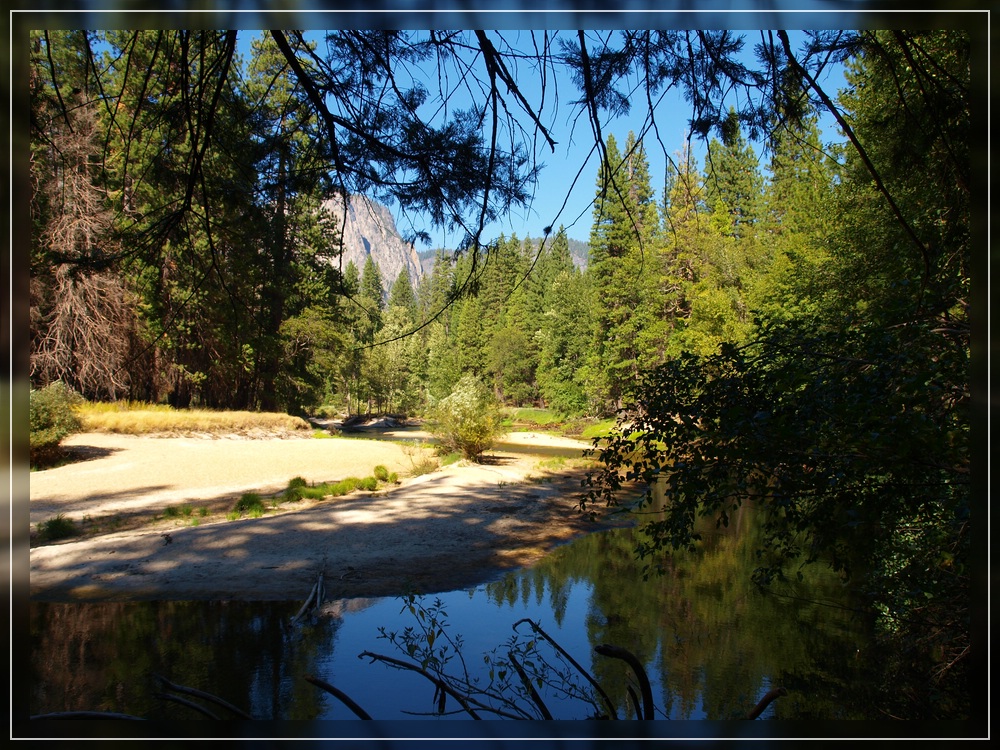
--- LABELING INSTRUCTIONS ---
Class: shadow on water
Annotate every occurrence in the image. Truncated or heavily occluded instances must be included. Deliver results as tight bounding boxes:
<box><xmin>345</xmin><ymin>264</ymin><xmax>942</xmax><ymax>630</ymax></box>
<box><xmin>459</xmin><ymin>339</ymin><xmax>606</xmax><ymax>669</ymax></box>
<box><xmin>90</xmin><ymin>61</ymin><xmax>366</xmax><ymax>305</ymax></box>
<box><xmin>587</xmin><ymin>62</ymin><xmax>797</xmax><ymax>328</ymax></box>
<box><xmin>27</xmin><ymin>499</ymin><xmax>886</xmax><ymax>722</ymax></box>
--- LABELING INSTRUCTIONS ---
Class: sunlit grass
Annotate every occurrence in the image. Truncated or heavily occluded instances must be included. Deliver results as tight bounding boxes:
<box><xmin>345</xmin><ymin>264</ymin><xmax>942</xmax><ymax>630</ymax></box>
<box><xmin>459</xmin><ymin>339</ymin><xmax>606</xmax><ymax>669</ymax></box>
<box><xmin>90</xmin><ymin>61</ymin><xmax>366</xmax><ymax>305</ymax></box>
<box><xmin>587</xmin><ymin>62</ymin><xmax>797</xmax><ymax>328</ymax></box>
<box><xmin>507</xmin><ymin>407</ymin><xmax>565</xmax><ymax>428</ymax></box>
<box><xmin>439</xmin><ymin>451</ymin><xmax>463</xmax><ymax>466</ymax></box>
<box><xmin>579</xmin><ymin>420</ymin><xmax>616</xmax><ymax>441</ymax></box>
<box><xmin>74</xmin><ymin>401</ymin><xmax>311</xmax><ymax>435</ymax></box>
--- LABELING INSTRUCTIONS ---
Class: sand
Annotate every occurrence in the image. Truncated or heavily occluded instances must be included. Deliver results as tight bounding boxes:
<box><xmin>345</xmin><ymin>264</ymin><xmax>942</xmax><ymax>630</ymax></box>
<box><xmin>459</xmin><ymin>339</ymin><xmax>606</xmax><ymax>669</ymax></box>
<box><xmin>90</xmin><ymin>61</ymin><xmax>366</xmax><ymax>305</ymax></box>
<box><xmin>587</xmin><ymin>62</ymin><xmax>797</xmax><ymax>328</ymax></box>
<box><xmin>28</xmin><ymin>430</ymin><xmax>617</xmax><ymax>602</ymax></box>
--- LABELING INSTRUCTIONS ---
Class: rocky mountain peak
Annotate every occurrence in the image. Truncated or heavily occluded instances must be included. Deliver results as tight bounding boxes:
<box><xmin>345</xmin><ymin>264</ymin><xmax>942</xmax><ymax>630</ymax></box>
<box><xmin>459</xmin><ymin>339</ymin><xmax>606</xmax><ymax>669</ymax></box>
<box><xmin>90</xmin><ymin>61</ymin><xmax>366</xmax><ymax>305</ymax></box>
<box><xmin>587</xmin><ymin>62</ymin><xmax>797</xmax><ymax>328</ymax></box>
<box><xmin>322</xmin><ymin>194</ymin><xmax>424</xmax><ymax>299</ymax></box>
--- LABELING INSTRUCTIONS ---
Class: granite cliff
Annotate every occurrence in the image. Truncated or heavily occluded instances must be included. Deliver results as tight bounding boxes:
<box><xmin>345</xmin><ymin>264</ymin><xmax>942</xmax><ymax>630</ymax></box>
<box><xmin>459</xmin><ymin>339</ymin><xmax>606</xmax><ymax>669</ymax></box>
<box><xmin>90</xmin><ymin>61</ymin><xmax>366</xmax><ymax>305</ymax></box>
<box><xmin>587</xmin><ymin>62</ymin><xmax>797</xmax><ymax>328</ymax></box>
<box><xmin>322</xmin><ymin>194</ymin><xmax>424</xmax><ymax>299</ymax></box>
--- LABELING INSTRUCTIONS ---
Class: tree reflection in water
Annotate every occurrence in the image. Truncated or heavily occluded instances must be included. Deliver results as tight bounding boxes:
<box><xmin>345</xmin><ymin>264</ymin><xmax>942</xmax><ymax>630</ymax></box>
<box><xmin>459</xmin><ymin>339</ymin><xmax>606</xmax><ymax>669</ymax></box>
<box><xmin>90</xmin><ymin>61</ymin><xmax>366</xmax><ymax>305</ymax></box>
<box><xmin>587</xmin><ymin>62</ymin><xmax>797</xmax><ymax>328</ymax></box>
<box><xmin>28</xmin><ymin>504</ymin><xmax>879</xmax><ymax>721</ymax></box>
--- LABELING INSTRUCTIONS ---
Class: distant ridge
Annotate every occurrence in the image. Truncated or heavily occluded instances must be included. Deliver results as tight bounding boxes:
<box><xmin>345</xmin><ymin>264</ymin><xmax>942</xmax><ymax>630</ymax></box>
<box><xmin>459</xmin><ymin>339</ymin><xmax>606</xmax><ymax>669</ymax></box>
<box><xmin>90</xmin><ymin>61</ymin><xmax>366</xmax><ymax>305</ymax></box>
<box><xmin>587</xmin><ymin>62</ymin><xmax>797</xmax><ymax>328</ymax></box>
<box><xmin>416</xmin><ymin>237</ymin><xmax>589</xmax><ymax>277</ymax></box>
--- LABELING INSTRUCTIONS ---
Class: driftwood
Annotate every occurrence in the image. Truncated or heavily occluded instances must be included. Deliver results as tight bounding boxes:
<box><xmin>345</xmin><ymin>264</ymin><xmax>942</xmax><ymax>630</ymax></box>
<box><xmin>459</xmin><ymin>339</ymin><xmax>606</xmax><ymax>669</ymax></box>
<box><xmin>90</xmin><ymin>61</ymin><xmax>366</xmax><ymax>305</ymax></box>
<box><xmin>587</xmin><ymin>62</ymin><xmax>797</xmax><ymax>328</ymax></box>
<box><xmin>305</xmin><ymin>675</ymin><xmax>373</xmax><ymax>720</ymax></box>
<box><xmin>153</xmin><ymin>673</ymin><xmax>253</xmax><ymax>719</ymax></box>
<box><xmin>291</xmin><ymin>572</ymin><xmax>325</xmax><ymax>624</ymax></box>
<box><xmin>745</xmin><ymin>686</ymin><xmax>788</xmax><ymax>720</ymax></box>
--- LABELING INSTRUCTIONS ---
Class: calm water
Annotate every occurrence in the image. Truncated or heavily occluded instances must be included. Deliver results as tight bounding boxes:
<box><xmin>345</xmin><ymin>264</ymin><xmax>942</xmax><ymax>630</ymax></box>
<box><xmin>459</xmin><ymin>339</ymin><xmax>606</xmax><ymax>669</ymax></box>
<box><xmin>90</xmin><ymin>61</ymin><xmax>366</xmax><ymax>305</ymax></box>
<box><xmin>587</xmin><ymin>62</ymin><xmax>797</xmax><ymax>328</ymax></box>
<box><xmin>28</xmin><ymin>502</ymin><xmax>882</xmax><ymax>722</ymax></box>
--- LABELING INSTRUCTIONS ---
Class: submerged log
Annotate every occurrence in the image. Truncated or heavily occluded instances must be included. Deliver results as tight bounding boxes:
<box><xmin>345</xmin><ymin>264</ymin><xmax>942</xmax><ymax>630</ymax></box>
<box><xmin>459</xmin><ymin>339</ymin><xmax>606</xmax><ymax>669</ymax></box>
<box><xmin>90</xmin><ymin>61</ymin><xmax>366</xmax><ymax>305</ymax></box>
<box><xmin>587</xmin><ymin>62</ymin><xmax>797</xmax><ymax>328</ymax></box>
<box><xmin>745</xmin><ymin>686</ymin><xmax>788</xmax><ymax>720</ymax></box>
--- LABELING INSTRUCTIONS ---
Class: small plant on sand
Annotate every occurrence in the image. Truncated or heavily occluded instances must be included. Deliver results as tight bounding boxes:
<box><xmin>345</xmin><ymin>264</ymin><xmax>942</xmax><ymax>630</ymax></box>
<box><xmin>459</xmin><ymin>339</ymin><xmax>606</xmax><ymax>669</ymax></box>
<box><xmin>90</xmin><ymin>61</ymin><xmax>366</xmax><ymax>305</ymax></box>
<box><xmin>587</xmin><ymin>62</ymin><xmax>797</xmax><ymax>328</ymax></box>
<box><xmin>233</xmin><ymin>492</ymin><xmax>265</xmax><ymax>516</ymax></box>
<box><xmin>402</xmin><ymin>442</ymin><xmax>439</xmax><ymax>477</ymax></box>
<box><xmin>373</xmin><ymin>465</ymin><xmax>390</xmax><ymax>482</ymax></box>
<box><xmin>439</xmin><ymin>451</ymin><xmax>463</xmax><ymax>466</ymax></box>
<box><xmin>198</xmin><ymin>506</ymin><xmax>209</xmax><ymax>517</ymax></box>
<box><xmin>358</xmin><ymin>476</ymin><xmax>378</xmax><ymax>491</ymax></box>
<box><xmin>164</xmin><ymin>505</ymin><xmax>181</xmax><ymax>519</ymax></box>
<box><xmin>283</xmin><ymin>476</ymin><xmax>309</xmax><ymax>502</ymax></box>
<box><xmin>36</xmin><ymin>514</ymin><xmax>78</xmax><ymax>542</ymax></box>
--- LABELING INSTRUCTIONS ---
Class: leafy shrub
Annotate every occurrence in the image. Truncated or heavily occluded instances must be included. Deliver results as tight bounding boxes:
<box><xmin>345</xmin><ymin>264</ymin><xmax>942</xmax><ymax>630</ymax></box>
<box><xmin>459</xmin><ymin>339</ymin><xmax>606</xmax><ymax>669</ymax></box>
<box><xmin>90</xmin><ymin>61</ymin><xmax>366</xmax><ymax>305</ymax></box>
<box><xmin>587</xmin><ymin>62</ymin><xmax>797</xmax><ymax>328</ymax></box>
<box><xmin>36</xmin><ymin>514</ymin><xmax>77</xmax><ymax>542</ymax></box>
<box><xmin>358</xmin><ymin>476</ymin><xmax>378</xmax><ymax>491</ymax></box>
<box><xmin>373</xmin><ymin>465</ymin><xmax>390</xmax><ymax>482</ymax></box>
<box><xmin>429</xmin><ymin>374</ymin><xmax>506</xmax><ymax>462</ymax></box>
<box><xmin>29</xmin><ymin>381</ymin><xmax>83</xmax><ymax>465</ymax></box>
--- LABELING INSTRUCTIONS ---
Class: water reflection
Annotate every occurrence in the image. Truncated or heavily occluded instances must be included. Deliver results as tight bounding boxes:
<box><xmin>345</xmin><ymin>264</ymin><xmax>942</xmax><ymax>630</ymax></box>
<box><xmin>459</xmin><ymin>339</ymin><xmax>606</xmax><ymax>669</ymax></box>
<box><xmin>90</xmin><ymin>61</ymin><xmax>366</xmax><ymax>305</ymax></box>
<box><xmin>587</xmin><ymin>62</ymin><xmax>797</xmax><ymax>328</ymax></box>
<box><xmin>29</xmin><ymin>504</ymin><xmax>879</xmax><ymax>721</ymax></box>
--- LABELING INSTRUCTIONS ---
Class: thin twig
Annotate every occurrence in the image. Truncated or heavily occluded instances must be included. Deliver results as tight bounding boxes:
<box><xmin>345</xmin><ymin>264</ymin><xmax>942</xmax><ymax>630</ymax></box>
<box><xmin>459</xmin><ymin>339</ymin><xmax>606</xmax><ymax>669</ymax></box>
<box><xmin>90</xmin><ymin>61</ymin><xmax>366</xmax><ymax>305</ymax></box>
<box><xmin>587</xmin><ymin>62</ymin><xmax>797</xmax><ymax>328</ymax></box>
<box><xmin>31</xmin><ymin>711</ymin><xmax>145</xmax><ymax>720</ymax></box>
<box><xmin>513</xmin><ymin>618</ymin><xmax>618</xmax><ymax>719</ymax></box>
<box><xmin>508</xmin><ymin>651</ymin><xmax>553</xmax><ymax>720</ymax></box>
<box><xmin>358</xmin><ymin>651</ymin><xmax>483</xmax><ymax>719</ymax></box>
<box><xmin>154</xmin><ymin>692</ymin><xmax>220</xmax><ymax>719</ymax></box>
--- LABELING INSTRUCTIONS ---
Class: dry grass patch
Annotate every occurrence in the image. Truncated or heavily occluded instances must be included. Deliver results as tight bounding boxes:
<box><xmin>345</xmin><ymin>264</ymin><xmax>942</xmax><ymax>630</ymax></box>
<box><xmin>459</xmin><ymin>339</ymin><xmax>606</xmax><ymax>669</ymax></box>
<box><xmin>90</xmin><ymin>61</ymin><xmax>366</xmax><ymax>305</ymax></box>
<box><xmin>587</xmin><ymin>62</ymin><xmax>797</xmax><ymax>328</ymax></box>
<box><xmin>75</xmin><ymin>402</ymin><xmax>311</xmax><ymax>436</ymax></box>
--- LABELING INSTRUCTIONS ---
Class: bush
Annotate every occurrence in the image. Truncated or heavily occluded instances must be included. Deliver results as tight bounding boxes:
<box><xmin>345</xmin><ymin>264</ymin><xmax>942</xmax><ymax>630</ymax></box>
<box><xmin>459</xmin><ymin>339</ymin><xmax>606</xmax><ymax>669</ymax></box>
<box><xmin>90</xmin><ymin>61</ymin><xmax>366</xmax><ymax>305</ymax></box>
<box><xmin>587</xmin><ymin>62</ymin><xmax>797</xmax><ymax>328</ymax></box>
<box><xmin>233</xmin><ymin>493</ymin><xmax>265</xmax><ymax>515</ymax></box>
<box><xmin>29</xmin><ymin>381</ymin><xmax>83</xmax><ymax>465</ymax></box>
<box><xmin>282</xmin><ymin>476</ymin><xmax>308</xmax><ymax>501</ymax></box>
<box><xmin>36</xmin><ymin>514</ymin><xmax>78</xmax><ymax>542</ymax></box>
<box><xmin>373</xmin><ymin>465</ymin><xmax>390</xmax><ymax>482</ymax></box>
<box><xmin>429</xmin><ymin>374</ymin><xmax>506</xmax><ymax>462</ymax></box>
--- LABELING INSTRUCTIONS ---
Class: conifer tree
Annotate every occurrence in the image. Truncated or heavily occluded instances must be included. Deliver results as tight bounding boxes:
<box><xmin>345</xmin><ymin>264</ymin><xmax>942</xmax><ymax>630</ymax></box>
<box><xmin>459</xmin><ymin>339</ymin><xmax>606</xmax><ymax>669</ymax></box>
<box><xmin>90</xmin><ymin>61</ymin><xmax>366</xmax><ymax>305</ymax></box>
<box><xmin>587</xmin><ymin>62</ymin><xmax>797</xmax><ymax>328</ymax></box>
<box><xmin>753</xmin><ymin>106</ymin><xmax>838</xmax><ymax>323</ymax></box>
<box><xmin>585</xmin><ymin>132</ymin><xmax>661</xmax><ymax>411</ymax></box>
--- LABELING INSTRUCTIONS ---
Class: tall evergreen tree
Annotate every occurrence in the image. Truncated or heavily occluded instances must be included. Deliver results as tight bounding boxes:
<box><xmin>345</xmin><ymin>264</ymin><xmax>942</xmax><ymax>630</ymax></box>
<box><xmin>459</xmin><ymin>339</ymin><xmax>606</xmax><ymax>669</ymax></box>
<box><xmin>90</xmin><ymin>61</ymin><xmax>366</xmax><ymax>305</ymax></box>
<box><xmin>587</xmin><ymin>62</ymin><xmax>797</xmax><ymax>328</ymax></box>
<box><xmin>585</xmin><ymin>132</ymin><xmax>661</xmax><ymax>412</ymax></box>
<box><xmin>752</xmin><ymin>105</ymin><xmax>838</xmax><ymax>324</ymax></box>
<box><xmin>703</xmin><ymin>108</ymin><xmax>764</xmax><ymax>241</ymax></box>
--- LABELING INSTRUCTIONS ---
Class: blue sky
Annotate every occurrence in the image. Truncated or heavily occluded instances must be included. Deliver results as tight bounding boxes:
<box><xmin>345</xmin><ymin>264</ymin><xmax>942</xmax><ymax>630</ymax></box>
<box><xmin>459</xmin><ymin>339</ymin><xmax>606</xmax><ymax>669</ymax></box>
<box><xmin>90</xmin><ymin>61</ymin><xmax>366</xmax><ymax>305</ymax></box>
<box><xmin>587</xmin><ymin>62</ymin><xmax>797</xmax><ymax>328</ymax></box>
<box><xmin>237</xmin><ymin>28</ymin><xmax>847</xmax><ymax>248</ymax></box>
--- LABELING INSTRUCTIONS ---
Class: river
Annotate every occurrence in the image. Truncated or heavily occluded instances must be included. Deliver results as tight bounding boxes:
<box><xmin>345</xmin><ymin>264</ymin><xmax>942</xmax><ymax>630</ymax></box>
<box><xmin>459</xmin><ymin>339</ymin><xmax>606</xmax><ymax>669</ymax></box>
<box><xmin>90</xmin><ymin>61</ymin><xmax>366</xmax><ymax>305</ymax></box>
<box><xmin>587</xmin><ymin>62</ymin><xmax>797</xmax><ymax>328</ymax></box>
<box><xmin>27</xmin><ymin>499</ymin><xmax>882</xmax><ymax>723</ymax></box>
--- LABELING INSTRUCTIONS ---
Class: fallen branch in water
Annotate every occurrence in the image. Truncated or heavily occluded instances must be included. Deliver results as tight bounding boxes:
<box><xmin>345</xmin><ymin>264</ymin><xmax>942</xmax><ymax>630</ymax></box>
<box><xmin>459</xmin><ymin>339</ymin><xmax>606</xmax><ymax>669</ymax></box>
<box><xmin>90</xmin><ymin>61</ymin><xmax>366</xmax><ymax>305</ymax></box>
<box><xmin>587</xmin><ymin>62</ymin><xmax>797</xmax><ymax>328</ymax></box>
<box><xmin>305</xmin><ymin>675</ymin><xmax>373</xmax><ymax>720</ymax></box>
<box><xmin>31</xmin><ymin>711</ymin><xmax>145</xmax><ymax>720</ymax></box>
<box><xmin>291</xmin><ymin>572</ymin><xmax>325</xmax><ymax>624</ymax></box>
<box><xmin>153</xmin><ymin>673</ymin><xmax>253</xmax><ymax>719</ymax></box>
<box><xmin>745</xmin><ymin>686</ymin><xmax>787</xmax><ymax>720</ymax></box>
<box><xmin>154</xmin><ymin>692</ymin><xmax>220</xmax><ymax>719</ymax></box>
<box><xmin>594</xmin><ymin>644</ymin><xmax>655</xmax><ymax>719</ymax></box>
<box><xmin>508</xmin><ymin>650</ymin><xmax>553</xmax><ymax>720</ymax></box>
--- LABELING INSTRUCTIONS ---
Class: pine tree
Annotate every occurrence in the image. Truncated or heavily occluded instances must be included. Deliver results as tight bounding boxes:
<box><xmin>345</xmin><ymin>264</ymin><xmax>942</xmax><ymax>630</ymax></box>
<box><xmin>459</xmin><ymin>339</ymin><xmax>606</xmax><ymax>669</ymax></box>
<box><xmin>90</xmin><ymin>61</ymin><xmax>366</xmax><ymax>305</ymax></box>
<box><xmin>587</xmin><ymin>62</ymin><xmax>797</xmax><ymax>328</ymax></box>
<box><xmin>388</xmin><ymin>267</ymin><xmax>418</xmax><ymax>322</ymax></box>
<box><xmin>752</xmin><ymin>105</ymin><xmax>838</xmax><ymax>324</ymax></box>
<box><xmin>585</xmin><ymin>132</ymin><xmax>661</xmax><ymax>411</ymax></box>
<box><xmin>703</xmin><ymin>108</ymin><xmax>764</xmax><ymax>241</ymax></box>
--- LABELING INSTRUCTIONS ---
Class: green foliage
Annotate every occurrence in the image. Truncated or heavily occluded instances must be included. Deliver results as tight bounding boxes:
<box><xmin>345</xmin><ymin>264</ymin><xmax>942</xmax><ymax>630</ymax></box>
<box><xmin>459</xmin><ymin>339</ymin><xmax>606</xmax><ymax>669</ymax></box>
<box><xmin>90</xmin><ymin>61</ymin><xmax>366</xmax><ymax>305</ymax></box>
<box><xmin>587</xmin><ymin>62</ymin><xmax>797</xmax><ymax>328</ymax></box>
<box><xmin>585</xmin><ymin>317</ymin><xmax>969</xmax><ymax>716</ymax></box>
<box><xmin>373</xmin><ymin>465</ymin><xmax>390</xmax><ymax>482</ymax></box>
<box><xmin>233</xmin><ymin>493</ymin><xmax>265</xmax><ymax>516</ymax></box>
<box><xmin>29</xmin><ymin>381</ymin><xmax>83</xmax><ymax>465</ymax></box>
<box><xmin>35</xmin><ymin>513</ymin><xmax>78</xmax><ymax>543</ymax></box>
<box><xmin>429</xmin><ymin>374</ymin><xmax>506</xmax><ymax>462</ymax></box>
<box><xmin>282</xmin><ymin>476</ymin><xmax>309</xmax><ymax>502</ymax></box>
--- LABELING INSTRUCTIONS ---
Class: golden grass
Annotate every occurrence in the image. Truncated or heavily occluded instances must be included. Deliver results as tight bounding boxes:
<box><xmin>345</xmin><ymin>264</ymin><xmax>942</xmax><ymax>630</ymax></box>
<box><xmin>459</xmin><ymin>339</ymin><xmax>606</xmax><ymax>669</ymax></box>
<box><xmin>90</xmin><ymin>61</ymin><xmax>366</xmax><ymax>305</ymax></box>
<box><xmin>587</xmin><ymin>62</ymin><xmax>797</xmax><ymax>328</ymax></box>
<box><xmin>75</xmin><ymin>402</ymin><xmax>311</xmax><ymax>435</ymax></box>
